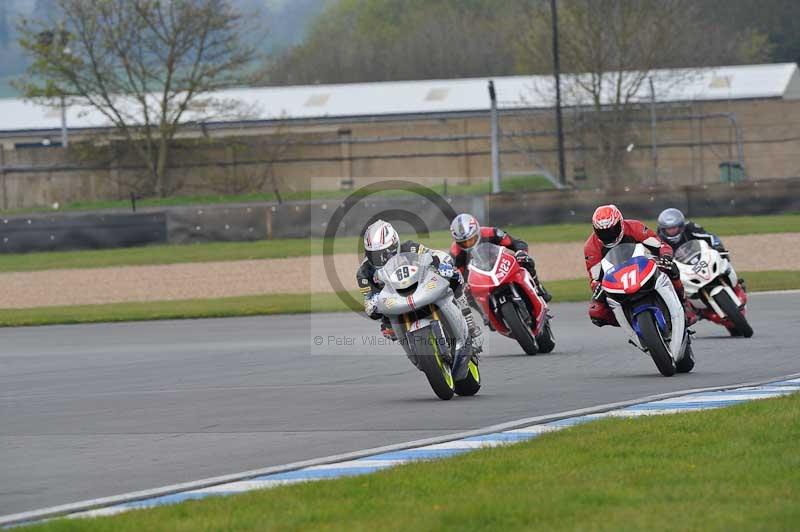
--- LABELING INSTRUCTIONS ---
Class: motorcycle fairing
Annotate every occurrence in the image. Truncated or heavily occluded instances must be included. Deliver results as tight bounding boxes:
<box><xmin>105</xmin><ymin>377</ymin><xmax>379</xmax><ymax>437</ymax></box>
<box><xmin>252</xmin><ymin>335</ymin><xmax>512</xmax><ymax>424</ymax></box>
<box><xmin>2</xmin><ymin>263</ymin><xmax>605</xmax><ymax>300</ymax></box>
<box><xmin>674</xmin><ymin>240</ymin><xmax>745</xmax><ymax>317</ymax></box>
<box><xmin>376</xmin><ymin>251</ymin><xmax>471</xmax><ymax>381</ymax></box>
<box><xmin>468</xmin><ymin>243</ymin><xmax>547</xmax><ymax>336</ymax></box>
<box><xmin>601</xmin><ymin>256</ymin><xmax>657</xmax><ymax>295</ymax></box>
<box><xmin>603</xmin><ymin>244</ymin><xmax>687</xmax><ymax>361</ymax></box>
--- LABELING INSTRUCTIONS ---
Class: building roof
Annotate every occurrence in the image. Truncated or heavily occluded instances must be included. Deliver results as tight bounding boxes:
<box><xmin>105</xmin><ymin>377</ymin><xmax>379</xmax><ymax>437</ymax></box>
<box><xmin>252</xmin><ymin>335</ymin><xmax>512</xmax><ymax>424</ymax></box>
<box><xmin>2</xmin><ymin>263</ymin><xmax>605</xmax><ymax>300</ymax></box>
<box><xmin>1</xmin><ymin>62</ymin><xmax>798</xmax><ymax>134</ymax></box>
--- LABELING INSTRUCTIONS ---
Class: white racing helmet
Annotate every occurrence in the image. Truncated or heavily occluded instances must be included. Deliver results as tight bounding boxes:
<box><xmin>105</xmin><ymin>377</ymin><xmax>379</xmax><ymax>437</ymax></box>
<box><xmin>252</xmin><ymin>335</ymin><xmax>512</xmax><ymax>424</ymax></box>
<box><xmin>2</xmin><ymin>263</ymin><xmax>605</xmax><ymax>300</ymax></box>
<box><xmin>450</xmin><ymin>213</ymin><xmax>481</xmax><ymax>251</ymax></box>
<box><xmin>363</xmin><ymin>219</ymin><xmax>400</xmax><ymax>267</ymax></box>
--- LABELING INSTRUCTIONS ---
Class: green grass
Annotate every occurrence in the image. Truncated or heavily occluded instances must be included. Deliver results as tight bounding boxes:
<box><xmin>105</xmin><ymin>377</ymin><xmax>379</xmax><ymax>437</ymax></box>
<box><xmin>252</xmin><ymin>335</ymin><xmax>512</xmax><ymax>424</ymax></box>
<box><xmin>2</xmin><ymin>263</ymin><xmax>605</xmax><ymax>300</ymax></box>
<box><xmin>22</xmin><ymin>388</ymin><xmax>800</xmax><ymax>531</ymax></box>
<box><xmin>1</xmin><ymin>213</ymin><xmax>798</xmax><ymax>273</ymax></box>
<box><xmin>0</xmin><ymin>292</ymin><xmax>360</xmax><ymax>328</ymax></box>
<box><xmin>4</xmin><ymin>175</ymin><xmax>554</xmax><ymax>215</ymax></box>
<box><xmin>0</xmin><ymin>270</ymin><xmax>796</xmax><ymax>328</ymax></box>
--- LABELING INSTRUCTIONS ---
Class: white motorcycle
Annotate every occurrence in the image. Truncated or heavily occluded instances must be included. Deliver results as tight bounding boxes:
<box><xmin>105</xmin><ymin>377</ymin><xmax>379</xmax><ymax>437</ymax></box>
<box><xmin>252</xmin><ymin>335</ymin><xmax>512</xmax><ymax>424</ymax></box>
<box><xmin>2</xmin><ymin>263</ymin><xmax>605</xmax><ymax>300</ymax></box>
<box><xmin>674</xmin><ymin>240</ymin><xmax>753</xmax><ymax>338</ymax></box>
<box><xmin>375</xmin><ymin>251</ymin><xmax>481</xmax><ymax>400</ymax></box>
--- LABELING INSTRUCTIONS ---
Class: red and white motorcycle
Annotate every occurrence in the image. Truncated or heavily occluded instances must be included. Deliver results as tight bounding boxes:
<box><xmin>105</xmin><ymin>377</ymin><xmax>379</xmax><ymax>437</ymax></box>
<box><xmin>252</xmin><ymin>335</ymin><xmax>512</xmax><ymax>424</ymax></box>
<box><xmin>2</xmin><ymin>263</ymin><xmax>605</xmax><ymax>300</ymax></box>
<box><xmin>674</xmin><ymin>239</ymin><xmax>753</xmax><ymax>338</ymax></box>
<box><xmin>467</xmin><ymin>242</ymin><xmax>555</xmax><ymax>355</ymax></box>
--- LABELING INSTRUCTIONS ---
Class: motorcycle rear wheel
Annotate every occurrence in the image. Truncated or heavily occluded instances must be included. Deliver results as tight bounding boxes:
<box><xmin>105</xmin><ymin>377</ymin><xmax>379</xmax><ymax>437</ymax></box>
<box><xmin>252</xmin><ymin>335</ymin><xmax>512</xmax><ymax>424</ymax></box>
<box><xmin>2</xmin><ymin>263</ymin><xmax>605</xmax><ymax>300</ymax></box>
<box><xmin>676</xmin><ymin>341</ymin><xmax>695</xmax><ymax>373</ymax></box>
<box><xmin>535</xmin><ymin>320</ymin><xmax>556</xmax><ymax>353</ymax></box>
<box><xmin>637</xmin><ymin>312</ymin><xmax>677</xmax><ymax>377</ymax></box>
<box><xmin>454</xmin><ymin>357</ymin><xmax>481</xmax><ymax>396</ymax></box>
<box><xmin>714</xmin><ymin>291</ymin><xmax>754</xmax><ymax>338</ymax></box>
<box><xmin>500</xmin><ymin>301</ymin><xmax>538</xmax><ymax>355</ymax></box>
<box><xmin>417</xmin><ymin>350</ymin><xmax>455</xmax><ymax>400</ymax></box>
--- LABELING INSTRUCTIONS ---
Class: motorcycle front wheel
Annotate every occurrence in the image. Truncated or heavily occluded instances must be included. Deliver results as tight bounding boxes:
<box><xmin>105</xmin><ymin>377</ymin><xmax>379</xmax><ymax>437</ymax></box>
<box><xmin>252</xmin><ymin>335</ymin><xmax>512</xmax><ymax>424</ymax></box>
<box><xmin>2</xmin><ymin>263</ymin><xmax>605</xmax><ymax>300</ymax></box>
<box><xmin>713</xmin><ymin>291</ymin><xmax>754</xmax><ymax>338</ymax></box>
<box><xmin>637</xmin><ymin>312</ymin><xmax>677</xmax><ymax>377</ymax></box>
<box><xmin>500</xmin><ymin>301</ymin><xmax>538</xmax><ymax>355</ymax></box>
<box><xmin>413</xmin><ymin>327</ymin><xmax>456</xmax><ymax>400</ymax></box>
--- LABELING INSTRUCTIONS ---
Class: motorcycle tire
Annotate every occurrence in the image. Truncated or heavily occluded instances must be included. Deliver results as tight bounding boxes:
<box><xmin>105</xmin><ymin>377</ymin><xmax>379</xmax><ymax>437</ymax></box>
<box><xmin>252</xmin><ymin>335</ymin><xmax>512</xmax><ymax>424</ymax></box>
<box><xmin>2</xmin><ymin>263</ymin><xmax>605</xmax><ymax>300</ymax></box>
<box><xmin>713</xmin><ymin>291</ymin><xmax>754</xmax><ymax>338</ymax></box>
<box><xmin>535</xmin><ymin>320</ymin><xmax>556</xmax><ymax>354</ymax></box>
<box><xmin>413</xmin><ymin>329</ymin><xmax>455</xmax><ymax>400</ymax></box>
<box><xmin>637</xmin><ymin>312</ymin><xmax>677</xmax><ymax>377</ymax></box>
<box><xmin>454</xmin><ymin>357</ymin><xmax>481</xmax><ymax>396</ymax></box>
<box><xmin>676</xmin><ymin>340</ymin><xmax>695</xmax><ymax>373</ymax></box>
<box><xmin>501</xmin><ymin>300</ymin><xmax>538</xmax><ymax>355</ymax></box>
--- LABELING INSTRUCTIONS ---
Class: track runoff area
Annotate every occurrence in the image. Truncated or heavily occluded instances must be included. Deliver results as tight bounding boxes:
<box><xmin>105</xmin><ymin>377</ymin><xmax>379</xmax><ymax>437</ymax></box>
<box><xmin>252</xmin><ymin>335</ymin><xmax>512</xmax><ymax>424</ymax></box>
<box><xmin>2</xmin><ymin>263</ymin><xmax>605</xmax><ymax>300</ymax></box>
<box><xmin>1</xmin><ymin>291</ymin><xmax>799</xmax><ymax>527</ymax></box>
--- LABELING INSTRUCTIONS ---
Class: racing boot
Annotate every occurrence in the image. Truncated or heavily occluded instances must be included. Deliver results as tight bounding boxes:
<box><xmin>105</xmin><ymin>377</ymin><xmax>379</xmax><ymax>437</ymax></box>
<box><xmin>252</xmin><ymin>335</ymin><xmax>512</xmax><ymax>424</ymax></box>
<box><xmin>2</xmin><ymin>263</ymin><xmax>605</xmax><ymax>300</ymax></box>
<box><xmin>672</xmin><ymin>280</ymin><xmax>698</xmax><ymax>327</ymax></box>
<box><xmin>535</xmin><ymin>277</ymin><xmax>553</xmax><ymax>303</ymax></box>
<box><xmin>380</xmin><ymin>317</ymin><xmax>398</xmax><ymax>342</ymax></box>
<box><xmin>738</xmin><ymin>277</ymin><xmax>747</xmax><ymax>292</ymax></box>
<box><xmin>683</xmin><ymin>301</ymin><xmax>699</xmax><ymax>327</ymax></box>
<box><xmin>457</xmin><ymin>294</ymin><xmax>483</xmax><ymax>352</ymax></box>
<box><xmin>521</xmin><ymin>260</ymin><xmax>552</xmax><ymax>302</ymax></box>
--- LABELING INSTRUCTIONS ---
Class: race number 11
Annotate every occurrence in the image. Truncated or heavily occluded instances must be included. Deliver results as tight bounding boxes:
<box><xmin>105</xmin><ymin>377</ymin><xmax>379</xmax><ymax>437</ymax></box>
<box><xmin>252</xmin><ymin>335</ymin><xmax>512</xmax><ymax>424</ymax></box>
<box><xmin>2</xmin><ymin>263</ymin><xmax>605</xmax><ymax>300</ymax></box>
<box><xmin>621</xmin><ymin>270</ymin><xmax>638</xmax><ymax>289</ymax></box>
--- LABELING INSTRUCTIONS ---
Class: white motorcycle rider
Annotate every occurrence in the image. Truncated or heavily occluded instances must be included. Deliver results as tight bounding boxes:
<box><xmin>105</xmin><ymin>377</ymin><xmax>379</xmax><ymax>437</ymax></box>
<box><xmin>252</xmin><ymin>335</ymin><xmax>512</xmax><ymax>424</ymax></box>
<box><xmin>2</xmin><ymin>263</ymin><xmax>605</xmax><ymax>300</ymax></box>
<box><xmin>673</xmin><ymin>239</ymin><xmax>753</xmax><ymax>337</ymax></box>
<box><xmin>658</xmin><ymin>208</ymin><xmax>752</xmax><ymax>337</ymax></box>
<box><xmin>357</xmin><ymin>220</ymin><xmax>482</xmax><ymax>400</ymax></box>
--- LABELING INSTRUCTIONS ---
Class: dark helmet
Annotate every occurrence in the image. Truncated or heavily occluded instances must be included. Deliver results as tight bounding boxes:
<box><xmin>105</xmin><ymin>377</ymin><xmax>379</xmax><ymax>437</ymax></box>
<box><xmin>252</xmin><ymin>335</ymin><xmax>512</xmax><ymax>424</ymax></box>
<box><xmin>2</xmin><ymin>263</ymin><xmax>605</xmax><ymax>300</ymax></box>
<box><xmin>657</xmin><ymin>208</ymin><xmax>686</xmax><ymax>245</ymax></box>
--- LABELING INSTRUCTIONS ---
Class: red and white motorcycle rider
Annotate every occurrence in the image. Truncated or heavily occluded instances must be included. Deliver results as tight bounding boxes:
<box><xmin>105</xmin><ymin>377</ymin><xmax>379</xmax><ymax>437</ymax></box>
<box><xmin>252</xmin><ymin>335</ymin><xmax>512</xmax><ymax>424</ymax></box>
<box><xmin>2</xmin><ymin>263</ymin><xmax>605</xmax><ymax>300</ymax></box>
<box><xmin>585</xmin><ymin>204</ymin><xmax>698</xmax><ymax>327</ymax></box>
<box><xmin>449</xmin><ymin>213</ymin><xmax>552</xmax><ymax>303</ymax></box>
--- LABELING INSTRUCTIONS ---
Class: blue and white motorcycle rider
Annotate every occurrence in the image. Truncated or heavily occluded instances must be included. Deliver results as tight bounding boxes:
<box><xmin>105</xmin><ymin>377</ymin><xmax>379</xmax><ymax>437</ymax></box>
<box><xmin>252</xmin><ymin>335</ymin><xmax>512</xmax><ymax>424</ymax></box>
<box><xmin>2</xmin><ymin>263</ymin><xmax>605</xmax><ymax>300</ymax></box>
<box><xmin>356</xmin><ymin>219</ymin><xmax>482</xmax><ymax>345</ymax></box>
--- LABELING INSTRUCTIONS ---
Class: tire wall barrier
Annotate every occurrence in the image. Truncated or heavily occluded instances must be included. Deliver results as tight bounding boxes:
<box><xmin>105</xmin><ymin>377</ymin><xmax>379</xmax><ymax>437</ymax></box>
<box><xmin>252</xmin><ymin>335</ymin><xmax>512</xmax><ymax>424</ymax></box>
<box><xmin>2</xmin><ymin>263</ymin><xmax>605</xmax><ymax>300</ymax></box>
<box><xmin>1</xmin><ymin>178</ymin><xmax>798</xmax><ymax>253</ymax></box>
<box><xmin>486</xmin><ymin>178</ymin><xmax>800</xmax><ymax>228</ymax></box>
<box><xmin>0</xmin><ymin>212</ymin><xmax>166</xmax><ymax>253</ymax></box>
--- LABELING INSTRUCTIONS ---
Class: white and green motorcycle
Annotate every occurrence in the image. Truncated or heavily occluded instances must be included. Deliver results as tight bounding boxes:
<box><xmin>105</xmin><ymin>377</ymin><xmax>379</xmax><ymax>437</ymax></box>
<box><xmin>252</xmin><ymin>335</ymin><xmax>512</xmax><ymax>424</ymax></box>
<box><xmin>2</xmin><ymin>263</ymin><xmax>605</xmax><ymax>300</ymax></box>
<box><xmin>375</xmin><ymin>251</ymin><xmax>481</xmax><ymax>400</ymax></box>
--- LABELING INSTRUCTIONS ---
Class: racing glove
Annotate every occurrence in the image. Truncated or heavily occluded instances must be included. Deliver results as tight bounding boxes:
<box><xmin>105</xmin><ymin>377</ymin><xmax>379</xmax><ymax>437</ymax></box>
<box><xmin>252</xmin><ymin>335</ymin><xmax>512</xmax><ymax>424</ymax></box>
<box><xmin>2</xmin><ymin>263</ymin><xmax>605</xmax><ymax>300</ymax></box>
<box><xmin>380</xmin><ymin>321</ymin><xmax>397</xmax><ymax>341</ymax></box>
<box><xmin>364</xmin><ymin>294</ymin><xmax>379</xmax><ymax>317</ymax></box>
<box><xmin>514</xmin><ymin>250</ymin><xmax>533</xmax><ymax>265</ymax></box>
<box><xmin>656</xmin><ymin>255</ymin><xmax>679</xmax><ymax>279</ymax></box>
<box><xmin>437</xmin><ymin>261</ymin><xmax>456</xmax><ymax>279</ymax></box>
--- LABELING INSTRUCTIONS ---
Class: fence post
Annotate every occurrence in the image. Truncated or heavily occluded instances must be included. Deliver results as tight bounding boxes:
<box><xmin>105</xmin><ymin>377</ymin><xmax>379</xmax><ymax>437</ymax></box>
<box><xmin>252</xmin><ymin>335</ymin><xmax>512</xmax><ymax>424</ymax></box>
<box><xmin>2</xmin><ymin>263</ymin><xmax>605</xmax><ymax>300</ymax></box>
<box><xmin>0</xmin><ymin>144</ymin><xmax>7</xmax><ymax>211</ymax></box>
<box><xmin>649</xmin><ymin>77</ymin><xmax>658</xmax><ymax>185</ymax></box>
<box><xmin>489</xmin><ymin>80</ymin><xmax>501</xmax><ymax>193</ymax></box>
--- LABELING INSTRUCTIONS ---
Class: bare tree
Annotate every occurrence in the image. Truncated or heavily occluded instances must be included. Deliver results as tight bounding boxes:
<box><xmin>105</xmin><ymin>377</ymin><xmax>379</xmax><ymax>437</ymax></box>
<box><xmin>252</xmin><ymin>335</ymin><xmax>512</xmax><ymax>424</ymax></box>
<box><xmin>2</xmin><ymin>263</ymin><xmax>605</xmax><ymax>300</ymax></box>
<box><xmin>518</xmin><ymin>0</ymin><xmax>770</xmax><ymax>186</ymax></box>
<box><xmin>17</xmin><ymin>0</ymin><xmax>256</xmax><ymax>197</ymax></box>
<box><xmin>203</xmin><ymin>127</ymin><xmax>294</xmax><ymax>202</ymax></box>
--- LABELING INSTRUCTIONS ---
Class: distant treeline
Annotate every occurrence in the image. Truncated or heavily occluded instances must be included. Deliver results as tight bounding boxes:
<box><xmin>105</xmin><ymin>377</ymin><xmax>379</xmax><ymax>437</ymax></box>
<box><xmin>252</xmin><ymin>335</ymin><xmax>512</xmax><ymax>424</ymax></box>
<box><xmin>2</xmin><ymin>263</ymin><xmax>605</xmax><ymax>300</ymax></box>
<box><xmin>266</xmin><ymin>0</ymin><xmax>800</xmax><ymax>85</ymax></box>
<box><xmin>0</xmin><ymin>0</ymin><xmax>332</xmax><ymax>82</ymax></box>
<box><xmin>3</xmin><ymin>0</ymin><xmax>800</xmax><ymax>88</ymax></box>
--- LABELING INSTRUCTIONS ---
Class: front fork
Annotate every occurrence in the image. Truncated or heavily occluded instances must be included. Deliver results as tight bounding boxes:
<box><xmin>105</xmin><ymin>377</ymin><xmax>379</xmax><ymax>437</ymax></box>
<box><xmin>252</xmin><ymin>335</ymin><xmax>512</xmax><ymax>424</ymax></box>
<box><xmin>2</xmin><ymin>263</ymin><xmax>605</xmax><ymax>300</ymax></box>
<box><xmin>610</xmin><ymin>274</ymin><xmax>686</xmax><ymax>360</ymax></box>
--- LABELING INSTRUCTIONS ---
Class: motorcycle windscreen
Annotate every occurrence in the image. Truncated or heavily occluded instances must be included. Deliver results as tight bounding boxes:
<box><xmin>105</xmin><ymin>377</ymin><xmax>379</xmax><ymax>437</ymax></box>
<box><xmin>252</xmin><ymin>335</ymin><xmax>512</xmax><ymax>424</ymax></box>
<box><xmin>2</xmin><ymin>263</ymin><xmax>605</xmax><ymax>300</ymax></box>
<box><xmin>674</xmin><ymin>240</ymin><xmax>703</xmax><ymax>265</ymax></box>
<box><xmin>469</xmin><ymin>242</ymin><xmax>503</xmax><ymax>272</ymax></box>
<box><xmin>602</xmin><ymin>243</ymin><xmax>639</xmax><ymax>266</ymax></box>
<box><xmin>382</xmin><ymin>252</ymin><xmax>423</xmax><ymax>290</ymax></box>
<box><xmin>602</xmin><ymin>244</ymin><xmax>656</xmax><ymax>294</ymax></box>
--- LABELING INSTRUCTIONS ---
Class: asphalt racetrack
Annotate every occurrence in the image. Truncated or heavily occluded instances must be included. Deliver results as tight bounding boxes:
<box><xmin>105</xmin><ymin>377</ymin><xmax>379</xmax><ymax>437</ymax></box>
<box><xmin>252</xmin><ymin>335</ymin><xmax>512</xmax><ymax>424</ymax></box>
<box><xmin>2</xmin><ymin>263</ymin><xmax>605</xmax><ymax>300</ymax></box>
<box><xmin>2</xmin><ymin>292</ymin><xmax>799</xmax><ymax>516</ymax></box>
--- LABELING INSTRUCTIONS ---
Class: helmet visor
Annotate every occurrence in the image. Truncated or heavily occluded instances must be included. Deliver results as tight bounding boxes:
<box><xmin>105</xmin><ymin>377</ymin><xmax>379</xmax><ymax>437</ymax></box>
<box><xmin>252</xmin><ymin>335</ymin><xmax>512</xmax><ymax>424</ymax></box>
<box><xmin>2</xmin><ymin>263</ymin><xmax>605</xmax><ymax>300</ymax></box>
<box><xmin>595</xmin><ymin>223</ymin><xmax>622</xmax><ymax>246</ymax></box>
<box><xmin>456</xmin><ymin>235</ymin><xmax>479</xmax><ymax>250</ymax></box>
<box><xmin>663</xmin><ymin>225</ymin><xmax>683</xmax><ymax>237</ymax></box>
<box><xmin>366</xmin><ymin>247</ymin><xmax>397</xmax><ymax>268</ymax></box>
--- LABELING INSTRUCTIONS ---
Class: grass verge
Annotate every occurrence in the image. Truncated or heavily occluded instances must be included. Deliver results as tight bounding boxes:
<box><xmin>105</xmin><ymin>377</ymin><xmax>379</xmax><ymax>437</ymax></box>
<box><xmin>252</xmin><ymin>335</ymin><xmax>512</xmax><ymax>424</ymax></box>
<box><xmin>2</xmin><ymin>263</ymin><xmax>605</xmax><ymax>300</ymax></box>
<box><xmin>0</xmin><ymin>270</ymin><xmax>796</xmax><ymax>328</ymax></box>
<box><xmin>22</xmin><ymin>389</ymin><xmax>800</xmax><ymax>531</ymax></box>
<box><xmin>5</xmin><ymin>175</ymin><xmax>555</xmax><ymax>215</ymax></box>
<box><xmin>1</xmin><ymin>213</ymin><xmax>798</xmax><ymax>273</ymax></box>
